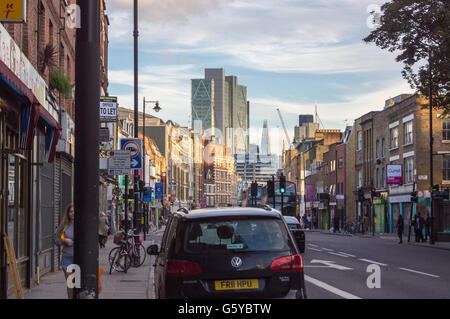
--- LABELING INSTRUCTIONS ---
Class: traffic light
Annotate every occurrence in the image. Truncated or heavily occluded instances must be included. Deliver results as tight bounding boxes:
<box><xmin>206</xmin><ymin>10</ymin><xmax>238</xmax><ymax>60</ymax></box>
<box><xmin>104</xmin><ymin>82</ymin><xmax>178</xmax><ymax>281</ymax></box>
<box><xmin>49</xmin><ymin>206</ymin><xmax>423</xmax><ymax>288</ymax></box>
<box><xmin>267</xmin><ymin>180</ymin><xmax>275</xmax><ymax>198</ymax></box>
<box><xmin>138</xmin><ymin>180</ymin><xmax>145</xmax><ymax>192</ymax></box>
<box><xmin>143</xmin><ymin>187</ymin><xmax>150</xmax><ymax>196</ymax></box>
<box><xmin>280</xmin><ymin>175</ymin><xmax>286</xmax><ymax>194</ymax></box>
<box><xmin>358</xmin><ymin>188</ymin><xmax>364</xmax><ymax>202</ymax></box>
<box><xmin>371</xmin><ymin>187</ymin><xmax>376</xmax><ymax>200</ymax></box>
<box><xmin>410</xmin><ymin>191</ymin><xmax>418</xmax><ymax>203</ymax></box>
<box><xmin>251</xmin><ymin>181</ymin><xmax>258</xmax><ymax>197</ymax></box>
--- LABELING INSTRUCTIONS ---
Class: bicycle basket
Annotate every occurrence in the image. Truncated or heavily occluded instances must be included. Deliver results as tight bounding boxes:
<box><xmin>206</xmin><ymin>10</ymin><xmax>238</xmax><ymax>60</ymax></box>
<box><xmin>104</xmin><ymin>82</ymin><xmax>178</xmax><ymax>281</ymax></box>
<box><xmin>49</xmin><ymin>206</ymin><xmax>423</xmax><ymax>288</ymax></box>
<box><xmin>113</xmin><ymin>231</ymin><xmax>125</xmax><ymax>245</ymax></box>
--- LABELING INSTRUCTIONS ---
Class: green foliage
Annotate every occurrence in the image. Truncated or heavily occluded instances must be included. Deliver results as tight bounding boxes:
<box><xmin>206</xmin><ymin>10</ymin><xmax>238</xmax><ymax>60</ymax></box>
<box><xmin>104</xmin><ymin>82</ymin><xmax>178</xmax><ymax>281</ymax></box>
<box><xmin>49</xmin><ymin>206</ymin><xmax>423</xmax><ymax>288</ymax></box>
<box><xmin>49</xmin><ymin>68</ymin><xmax>73</xmax><ymax>98</ymax></box>
<box><xmin>363</xmin><ymin>0</ymin><xmax>450</xmax><ymax>114</ymax></box>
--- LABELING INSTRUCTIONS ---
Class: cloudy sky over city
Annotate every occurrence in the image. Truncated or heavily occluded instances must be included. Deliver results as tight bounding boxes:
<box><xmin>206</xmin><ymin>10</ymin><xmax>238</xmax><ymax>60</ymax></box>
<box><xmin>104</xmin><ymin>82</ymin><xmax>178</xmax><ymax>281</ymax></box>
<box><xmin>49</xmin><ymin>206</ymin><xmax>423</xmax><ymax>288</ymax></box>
<box><xmin>107</xmin><ymin>0</ymin><xmax>414</xmax><ymax>154</ymax></box>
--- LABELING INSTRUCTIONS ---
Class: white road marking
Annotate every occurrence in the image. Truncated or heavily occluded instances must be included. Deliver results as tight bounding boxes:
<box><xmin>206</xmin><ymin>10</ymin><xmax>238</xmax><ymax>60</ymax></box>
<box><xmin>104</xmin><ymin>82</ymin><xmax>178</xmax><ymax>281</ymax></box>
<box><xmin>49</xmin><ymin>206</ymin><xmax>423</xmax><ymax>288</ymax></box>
<box><xmin>308</xmin><ymin>247</ymin><xmax>322</xmax><ymax>252</ymax></box>
<box><xmin>358</xmin><ymin>258</ymin><xmax>387</xmax><ymax>266</ymax></box>
<box><xmin>308</xmin><ymin>244</ymin><xmax>319</xmax><ymax>247</ymax></box>
<box><xmin>305</xmin><ymin>275</ymin><xmax>362</xmax><ymax>299</ymax></box>
<box><xmin>322</xmin><ymin>248</ymin><xmax>334</xmax><ymax>252</ymax></box>
<box><xmin>328</xmin><ymin>252</ymin><xmax>350</xmax><ymax>258</ymax></box>
<box><xmin>398</xmin><ymin>267</ymin><xmax>440</xmax><ymax>278</ymax></box>
<box><xmin>338</xmin><ymin>252</ymin><xmax>356</xmax><ymax>258</ymax></box>
<box><xmin>310</xmin><ymin>259</ymin><xmax>353</xmax><ymax>270</ymax></box>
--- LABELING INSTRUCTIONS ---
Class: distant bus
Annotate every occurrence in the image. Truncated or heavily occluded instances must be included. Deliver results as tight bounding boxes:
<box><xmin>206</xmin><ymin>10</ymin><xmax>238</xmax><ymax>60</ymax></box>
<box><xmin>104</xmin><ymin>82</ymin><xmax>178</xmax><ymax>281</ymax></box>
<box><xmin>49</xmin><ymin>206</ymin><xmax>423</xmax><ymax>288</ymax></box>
<box><xmin>261</xmin><ymin>180</ymin><xmax>298</xmax><ymax>217</ymax></box>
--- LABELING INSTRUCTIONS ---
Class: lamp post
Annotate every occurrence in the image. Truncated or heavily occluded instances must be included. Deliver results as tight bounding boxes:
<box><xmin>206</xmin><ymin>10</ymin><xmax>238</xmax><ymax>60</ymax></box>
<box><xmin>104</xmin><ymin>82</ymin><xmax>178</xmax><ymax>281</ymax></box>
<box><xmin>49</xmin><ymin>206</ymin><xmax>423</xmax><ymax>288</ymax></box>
<box><xmin>142</xmin><ymin>98</ymin><xmax>161</xmax><ymax>239</ymax></box>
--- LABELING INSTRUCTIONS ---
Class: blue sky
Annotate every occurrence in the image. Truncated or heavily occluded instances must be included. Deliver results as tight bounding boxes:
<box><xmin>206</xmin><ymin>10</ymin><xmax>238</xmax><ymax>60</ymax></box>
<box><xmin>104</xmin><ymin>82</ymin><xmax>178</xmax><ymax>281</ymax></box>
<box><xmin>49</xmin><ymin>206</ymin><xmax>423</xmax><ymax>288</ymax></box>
<box><xmin>107</xmin><ymin>0</ymin><xmax>414</xmax><ymax>154</ymax></box>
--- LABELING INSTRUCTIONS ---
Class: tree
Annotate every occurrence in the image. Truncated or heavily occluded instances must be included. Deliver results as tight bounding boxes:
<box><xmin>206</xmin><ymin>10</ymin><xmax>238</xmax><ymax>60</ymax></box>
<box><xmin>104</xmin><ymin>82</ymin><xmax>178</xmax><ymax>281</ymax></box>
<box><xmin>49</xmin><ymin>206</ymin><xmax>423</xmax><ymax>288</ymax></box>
<box><xmin>49</xmin><ymin>68</ymin><xmax>73</xmax><ymax>98</ymax></box>
<box><xmin>363</xmin><ymin>0</ymin><xmax>450</xmax><ymax>114</ymax></box>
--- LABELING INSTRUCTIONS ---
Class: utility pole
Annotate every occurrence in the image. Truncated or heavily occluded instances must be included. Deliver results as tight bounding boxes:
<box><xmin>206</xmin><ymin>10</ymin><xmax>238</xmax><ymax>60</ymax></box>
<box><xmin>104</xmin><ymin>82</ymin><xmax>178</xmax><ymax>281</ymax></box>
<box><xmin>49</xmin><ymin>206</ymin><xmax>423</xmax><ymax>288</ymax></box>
<box><xmin>133</xmin><ymin>0</ymin><xmax>139</xmax><ymax>239</ymax></box>
<box><xmin>74</xmin><ymin>0</ymin><xmax>100</xmax><ymax>299</ymax></box>
<box><xmin>142</xmin><ymin>98</ymin><xmax>146</xmax><ymax>240</ymax></box>
<box><xmin>429</xmin><ymin>50</ymin><xmax>435</xmax><ymax>245</ymax></box>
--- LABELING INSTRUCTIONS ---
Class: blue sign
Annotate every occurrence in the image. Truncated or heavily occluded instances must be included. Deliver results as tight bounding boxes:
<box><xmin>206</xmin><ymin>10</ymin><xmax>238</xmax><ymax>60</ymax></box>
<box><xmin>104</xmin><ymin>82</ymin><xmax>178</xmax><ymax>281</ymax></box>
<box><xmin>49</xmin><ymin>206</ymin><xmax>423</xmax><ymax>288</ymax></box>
<box><xmin>155</xmin><ymin>183</ymin><xmax>164</xmax><ymax>200</ymax></box>
<box><xmin>144</xmin><ymin>187</ymin><xmax>152</xmax><ymax>203</ymax></box>
<box><xmin>120</xmin><ymin>138</ymin><xmax>142</xmax><ymax>169</ymax></box>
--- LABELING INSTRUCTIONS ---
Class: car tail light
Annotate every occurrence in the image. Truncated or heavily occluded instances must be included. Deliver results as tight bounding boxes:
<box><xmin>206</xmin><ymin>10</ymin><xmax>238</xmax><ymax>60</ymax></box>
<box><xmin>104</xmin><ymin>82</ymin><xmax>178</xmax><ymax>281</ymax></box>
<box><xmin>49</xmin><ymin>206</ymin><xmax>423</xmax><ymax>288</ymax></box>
<box><xmin>165</xmin><ymin>259</ymin><xmax>202</xmax><ymax>277</ymax></box>
<box><xmin>270</xmin><ymin>255</ymin><xmax>303</xmax><ymax>272</ymax></box>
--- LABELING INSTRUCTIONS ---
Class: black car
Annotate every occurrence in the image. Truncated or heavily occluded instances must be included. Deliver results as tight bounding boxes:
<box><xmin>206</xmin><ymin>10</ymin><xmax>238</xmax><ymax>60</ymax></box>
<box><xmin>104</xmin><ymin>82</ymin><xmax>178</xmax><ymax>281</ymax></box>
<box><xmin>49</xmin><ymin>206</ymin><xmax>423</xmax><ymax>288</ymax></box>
<box><xmin>148</xmin><ymin>207</ymin><xmax>307</xmax><ymax>299</ymax></box>
<box><xmin>283</xmin><ymin>216</ymin><xmax>305</xmax><ymax>253</ymax></box>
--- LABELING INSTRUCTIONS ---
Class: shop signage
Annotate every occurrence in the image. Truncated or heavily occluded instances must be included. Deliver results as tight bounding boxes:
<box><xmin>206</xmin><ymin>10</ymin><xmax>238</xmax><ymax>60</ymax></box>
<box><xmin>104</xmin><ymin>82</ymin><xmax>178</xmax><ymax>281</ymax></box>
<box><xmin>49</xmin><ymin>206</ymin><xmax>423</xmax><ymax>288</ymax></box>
<box><xmin>100</xmin><ymin>96</ymin><xmax>118</xmax><ymax>122</ymax></box>
<box><xmin>387</xmin><ymin>164</ymin><xmax>402</xmax><ymax>184</ymax></box>
<box><xmin>99</xmin><ymin>127</ymin><xmax>110</xmax><ymax>142</ymax></box>
<box><xmin>0</xmin><ymin>24</ymin><xmax>46</xmax><ymax>106</ymax></box>
<box><xmin>0</xmin><ymin>0</ymin><xmax>26</xmax><ymax>22</ymax></box>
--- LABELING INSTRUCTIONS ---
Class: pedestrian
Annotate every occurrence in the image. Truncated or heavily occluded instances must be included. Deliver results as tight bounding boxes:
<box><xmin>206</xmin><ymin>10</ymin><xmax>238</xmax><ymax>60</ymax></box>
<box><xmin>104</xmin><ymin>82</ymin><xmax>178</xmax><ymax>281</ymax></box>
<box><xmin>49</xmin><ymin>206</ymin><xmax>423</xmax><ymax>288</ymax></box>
<box><xmin>307</xmin><ymin>215</ymin><xmax>312</xmax><ymax>230</ymax></box>
<box><xmin>416</xmin><ymin>213</ymin><xmax>424</xmax><ymax>243</ymax></box>
<box><xmin>397</xmin><ymin>214</ymin><xmax>404</xmax><ymax>244</ymax></box>
<box><xmin>424</xmin><ymin>213</ymin><xmax>430</xmax><ymax>242</ymax></box>
<box><xmin>98</xmin><ymin>211</ymin><xmax>109</xmax><ymax>248</ymax></box>
<box><xmin>55</xmin><ymin>204</ymin><xmax>75</xmax><ymax>299</ymax></box>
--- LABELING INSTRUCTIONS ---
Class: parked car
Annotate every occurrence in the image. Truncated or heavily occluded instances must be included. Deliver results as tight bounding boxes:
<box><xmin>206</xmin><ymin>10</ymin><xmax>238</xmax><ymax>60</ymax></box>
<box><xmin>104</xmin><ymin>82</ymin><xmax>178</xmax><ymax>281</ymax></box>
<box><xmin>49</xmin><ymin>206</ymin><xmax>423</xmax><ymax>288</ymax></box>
<box><xmin>148</xmin><ymin>207</ymin><xmax>307</xmax><ymax>299</ymax></box>
<box><xmin>283</xmin><ymin>216</ymin><xmax>305</xmax><ymax>253</ymax></box>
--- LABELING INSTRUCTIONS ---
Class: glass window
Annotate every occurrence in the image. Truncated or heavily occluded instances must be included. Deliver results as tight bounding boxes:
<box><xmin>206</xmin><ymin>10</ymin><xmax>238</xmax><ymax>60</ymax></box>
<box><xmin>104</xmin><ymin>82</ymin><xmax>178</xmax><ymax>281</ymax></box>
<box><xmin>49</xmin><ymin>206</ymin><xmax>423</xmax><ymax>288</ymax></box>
<box><xmin>376</xmin><ymin>140</ymin><xmax>380</xmax><ymax>159</ymax></box>
<box><xmin>184</xmin><ymin>218</ymin><xmax>292</xmax><ymax>253</ymax></box>
<box><xmin>376</xmin><ymin>168</ymin><xmax>380</xmax><ymax>189</ymax></box>
<box><xmin>444</xmin><ymin>158</ymin><xmax>450</xmax><ymax>181</ymax></box>
<box><xmin>357</xmin><ymin>170</ymin><xmax>362</xmax><ymax>188</ymax></box>
<box><xmin>404</xmin><ymin>121</ymin><xmax>413</xmax><ymax>144</ymax></box>
<box><xmin>443</xmin><ymin>119</ymin><xmax>450</xmax><ymax>141</ymax></box>
<box><xmin>382</xmin><ymin>167</ymin><xmax>386</xmax><ymax>188</ymax></box>
<box><xmin>338</xmin><ymin>157</ymin><xmax>343</xmax><ymax>170</ymax></box>
<box><xmin>404</xmin><ymin>157</ymin><xmax>414</xmax><ymax>184</ymax></box>
<box><xmin>390</xmin><ymin>127</ymin><xmax>398</xmax><ymax>149</ymax></box>
<box><xmin>382</xmin><ymin>138</ymin><xmax>386</xmax><ymax>158</ymax></box>
<box><xmin>357</xmin><ymin>131</ymin><xmax>362</xmax><ymax>151</ymax></box>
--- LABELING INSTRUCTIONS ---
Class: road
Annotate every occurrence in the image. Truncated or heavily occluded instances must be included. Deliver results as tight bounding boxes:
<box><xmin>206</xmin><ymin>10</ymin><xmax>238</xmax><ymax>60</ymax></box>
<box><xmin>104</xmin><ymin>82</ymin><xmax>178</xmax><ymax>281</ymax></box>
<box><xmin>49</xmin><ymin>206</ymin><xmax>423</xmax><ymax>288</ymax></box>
<box><xmin>301</xmin><ymin>232</ymin><xmax>450</xmax><ymax>299</ymax></box>
<box><xmin>148</xmin><ymin>228</ymin><xmax>450</xmax><ymax>299</ymax></box>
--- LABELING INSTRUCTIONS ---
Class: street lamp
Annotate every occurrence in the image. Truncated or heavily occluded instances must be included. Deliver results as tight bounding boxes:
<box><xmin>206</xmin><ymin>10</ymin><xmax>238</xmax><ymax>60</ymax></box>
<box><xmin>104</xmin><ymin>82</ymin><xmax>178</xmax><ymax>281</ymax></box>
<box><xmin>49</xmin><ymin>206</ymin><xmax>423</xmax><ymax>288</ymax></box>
<box><xmin>142</xmin><ymin>97</ymin><xmax>161</xmax><ymax>239</ymax></box>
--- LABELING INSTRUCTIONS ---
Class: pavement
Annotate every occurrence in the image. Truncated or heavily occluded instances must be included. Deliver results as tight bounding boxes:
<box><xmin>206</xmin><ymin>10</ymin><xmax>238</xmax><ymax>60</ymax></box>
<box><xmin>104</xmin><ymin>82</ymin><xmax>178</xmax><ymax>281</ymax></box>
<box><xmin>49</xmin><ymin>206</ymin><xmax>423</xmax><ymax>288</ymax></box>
<box><xmin>23</xmin><ymin>228</ymin><xmax>165</xmax><ymax>299</ymax></box>
<box><xmin>305</xmin><ymin>229</ymin><xmax>450</xmax><ymax>251</ymax></box>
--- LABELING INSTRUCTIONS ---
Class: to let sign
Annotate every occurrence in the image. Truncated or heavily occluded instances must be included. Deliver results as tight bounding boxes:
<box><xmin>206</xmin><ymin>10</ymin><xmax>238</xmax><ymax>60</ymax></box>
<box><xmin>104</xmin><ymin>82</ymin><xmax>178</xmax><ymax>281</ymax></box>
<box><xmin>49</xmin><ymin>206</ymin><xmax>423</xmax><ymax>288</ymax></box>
<box><xmin>0</xmin><ymin>0</ymin><xmax>26</xmax><ymax>22</ymax></box>
<box><xmin>100</xmin><ymin>96</ymin><xmax>118</xmax><ymax>122</ymax></box>
<box><xmin>387</xmin><ymin>164</ymin><xmax>402</xmax><ymax>184</ymax></box>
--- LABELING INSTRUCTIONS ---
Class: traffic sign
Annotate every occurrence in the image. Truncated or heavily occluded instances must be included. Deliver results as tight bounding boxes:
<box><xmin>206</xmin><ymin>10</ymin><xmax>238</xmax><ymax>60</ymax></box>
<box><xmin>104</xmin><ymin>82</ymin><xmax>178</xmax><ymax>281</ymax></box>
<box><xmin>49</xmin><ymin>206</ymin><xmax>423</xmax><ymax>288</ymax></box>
<box><xmin>155</xmin><ymin>182</ymin><xmax>164</xmax><ymax>200</ymax></box>
<box><xmin>108</xmin><ymin>150</ymin><xmax>131</xmax><ymax>175</ymax></box>
<box><xmin>143</xmin><ymin>187</ymin><xmax>152</xmax><ymax>203</ymax></box>
<box><xmin>120</xmin><ymin>138</ymin><xmax>142</xmax><ymax>169</ymax></box>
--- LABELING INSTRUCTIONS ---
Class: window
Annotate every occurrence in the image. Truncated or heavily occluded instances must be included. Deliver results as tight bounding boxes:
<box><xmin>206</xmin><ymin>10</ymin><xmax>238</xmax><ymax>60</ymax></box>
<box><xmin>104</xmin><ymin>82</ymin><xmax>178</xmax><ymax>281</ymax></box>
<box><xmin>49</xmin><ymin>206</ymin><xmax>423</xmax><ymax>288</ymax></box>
<box><xmin>390</xmin><ymin>127</ymin><xmax>399</xmax><ymax>149</ymax></box>
<box><xmin>338</xmin><ymin>157</ymin><xmax>343</xmax><ymax>170</ymax></box>
<box><xmin>357</xmin><ymin>131</ymin><xmax>362</xmax><ymax>151</ymax></box>
<box><xmin>382</xmin><ymin>138</ymin><xmax>386</xmax><ymax>158</ymax></box>
<box><xmin>443</xmin><ymin>119</ymin><xmax>450</xmax><ymax>141</ymax></box>
<box><xmin>357</xmin><ymin>170</ymin><xmax>362</xmax><ymax>188</ymax></box>
<box><xmin>376</xmin><ymin>168</ymin><xmax>380</xmax><ymax>189</ymax></box>
<box><xmin>382</xmin><ymin>167</ymin><xmax>386</xmax><ymax>188</ymax></box>
<box><xmin>404</xmin><ymin>157</ymin><xmax>414</xmax><ymax>184</ymax></box>
<box><xmin>444</xmin><ymin>158</ymin><xmax>450</xmax><ymax>181</ymax></box>
<box><xmin>404</xmin><ymin>121</ymin><xmax>413</xmax><ymax>145</ymax></box>
<box><xmin>376</xmin><ymin>140</ymin><xmax>380</xmax><ymax>159</ymax></box>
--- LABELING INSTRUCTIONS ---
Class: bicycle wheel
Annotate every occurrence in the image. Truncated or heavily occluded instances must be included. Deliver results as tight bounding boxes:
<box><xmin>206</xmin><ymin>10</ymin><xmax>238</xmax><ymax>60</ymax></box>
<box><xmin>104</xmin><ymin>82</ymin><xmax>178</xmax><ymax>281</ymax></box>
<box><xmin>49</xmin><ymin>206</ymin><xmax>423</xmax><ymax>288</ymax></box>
<box><xmin>131</xmin><ymin>243</ymin><xmax>147</xmax><ymax>267</ymax></box>
<box><xmin>110</xmin><ymin>247</ymin><xmax>131</xmax><ymax>273</ymax></box>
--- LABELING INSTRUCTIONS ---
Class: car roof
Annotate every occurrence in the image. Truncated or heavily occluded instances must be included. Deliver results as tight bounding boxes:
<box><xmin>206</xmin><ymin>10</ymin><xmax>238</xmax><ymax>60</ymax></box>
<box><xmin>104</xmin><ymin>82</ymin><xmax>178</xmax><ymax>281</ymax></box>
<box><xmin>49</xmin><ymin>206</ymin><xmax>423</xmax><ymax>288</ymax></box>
<box><xmin>283</xmin><ymin>216</ymin><xmax>300</xmax><ymax>224</ymax></box>
<box><xmin>177</xmin><ymin>207</ymin><xmax>283</xmax><ymax>220</ymax></box>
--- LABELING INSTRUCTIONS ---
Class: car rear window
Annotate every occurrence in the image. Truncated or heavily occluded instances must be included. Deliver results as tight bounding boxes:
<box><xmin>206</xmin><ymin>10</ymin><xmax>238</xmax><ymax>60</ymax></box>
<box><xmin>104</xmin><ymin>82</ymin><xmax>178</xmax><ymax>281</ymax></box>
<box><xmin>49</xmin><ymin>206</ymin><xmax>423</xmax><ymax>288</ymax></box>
<box><xmin>183</xmin><ymin>217</ymin><xmax>291</xmax><ymax>253</ymax></box>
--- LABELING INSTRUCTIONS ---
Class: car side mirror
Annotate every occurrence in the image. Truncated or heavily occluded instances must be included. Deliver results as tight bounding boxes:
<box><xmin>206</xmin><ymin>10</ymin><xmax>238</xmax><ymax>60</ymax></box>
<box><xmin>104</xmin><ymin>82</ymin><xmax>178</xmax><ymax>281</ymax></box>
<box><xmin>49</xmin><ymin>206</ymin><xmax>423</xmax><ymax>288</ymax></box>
<box><xmin>147</xmin><ymin>244</ymin><xmax>159</xmax><ymax>255</ymax></box>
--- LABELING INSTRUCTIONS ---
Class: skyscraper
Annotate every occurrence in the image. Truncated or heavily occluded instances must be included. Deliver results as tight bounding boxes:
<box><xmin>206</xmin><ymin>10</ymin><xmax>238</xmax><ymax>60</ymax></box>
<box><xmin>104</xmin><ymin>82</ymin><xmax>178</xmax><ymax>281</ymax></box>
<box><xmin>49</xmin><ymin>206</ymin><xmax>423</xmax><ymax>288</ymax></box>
<box><xmin>260</xmin><ymin>120</ymin><xmax>271</xmax><ymax>155</ymax></box>
<box><xmin>192</xmin><ymin>68</ymin><xmax>249</xmax><ymax>153</ymax></box>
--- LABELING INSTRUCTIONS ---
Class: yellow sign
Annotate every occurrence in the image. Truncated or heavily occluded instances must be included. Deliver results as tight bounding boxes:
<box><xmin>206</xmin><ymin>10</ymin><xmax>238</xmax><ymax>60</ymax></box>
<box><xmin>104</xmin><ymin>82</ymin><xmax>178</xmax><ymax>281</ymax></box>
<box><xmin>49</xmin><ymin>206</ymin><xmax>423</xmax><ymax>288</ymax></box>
<box><xmin>0</xmin><ymin>0</ymin><xmax>26</xmax><ymax>22</ymax></box>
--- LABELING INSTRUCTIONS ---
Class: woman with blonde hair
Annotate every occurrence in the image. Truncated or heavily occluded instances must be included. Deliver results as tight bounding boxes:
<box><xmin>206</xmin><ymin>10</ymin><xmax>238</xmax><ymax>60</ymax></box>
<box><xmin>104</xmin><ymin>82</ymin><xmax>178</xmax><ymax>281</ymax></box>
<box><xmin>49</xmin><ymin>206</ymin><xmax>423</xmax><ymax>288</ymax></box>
<box><xmin>55</xmin><ymin>204</ymin><xmax>75</xmax><ymax>299</ymax></box>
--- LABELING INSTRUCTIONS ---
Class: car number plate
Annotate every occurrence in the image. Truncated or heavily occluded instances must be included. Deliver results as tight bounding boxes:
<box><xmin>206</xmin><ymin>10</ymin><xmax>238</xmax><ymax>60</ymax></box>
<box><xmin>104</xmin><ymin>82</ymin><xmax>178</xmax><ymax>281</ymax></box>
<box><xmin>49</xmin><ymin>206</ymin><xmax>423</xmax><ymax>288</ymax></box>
<box><xmin>215</xmin><ymin>279</ymin><xmax>259</xmax><ymax>290</ymax></box>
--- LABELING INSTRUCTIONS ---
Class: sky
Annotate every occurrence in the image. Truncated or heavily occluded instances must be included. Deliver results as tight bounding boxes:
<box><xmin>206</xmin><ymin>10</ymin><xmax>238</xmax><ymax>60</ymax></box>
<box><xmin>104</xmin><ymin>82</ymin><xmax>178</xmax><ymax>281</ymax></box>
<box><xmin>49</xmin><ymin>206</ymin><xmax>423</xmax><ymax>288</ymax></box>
<box><xmin>106</xmin><ymin>0</ymin><xmax>414</xmax><ymax>155</ymax></box>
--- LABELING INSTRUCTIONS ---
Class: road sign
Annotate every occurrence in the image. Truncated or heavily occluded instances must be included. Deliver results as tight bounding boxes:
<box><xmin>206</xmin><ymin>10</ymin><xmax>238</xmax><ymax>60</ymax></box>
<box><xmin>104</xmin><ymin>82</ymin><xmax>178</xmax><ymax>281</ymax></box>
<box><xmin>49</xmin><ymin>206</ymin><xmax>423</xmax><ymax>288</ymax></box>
<box><xmin>100</xmin><ymin>96</ymin><xmax>118</xmax><ymax>122</ymax></box>
<box><xmin>108</xmin><ymin>150</ymin><xmax>131</xmax><ymax>175</ymax></box>
<box><xmin>155</xmin><ymin>183</ymin><xmax>164</xmax><ymax>200</ymax></box>
<box><xmin>144</xmin><ymin>187</ymin><xmax>152</xmax><ymax>203</ymax></box>
<box><xmin>120</xmin><ymin>138</ymin><xmax>142</xmax><ymax>169</ymax></box>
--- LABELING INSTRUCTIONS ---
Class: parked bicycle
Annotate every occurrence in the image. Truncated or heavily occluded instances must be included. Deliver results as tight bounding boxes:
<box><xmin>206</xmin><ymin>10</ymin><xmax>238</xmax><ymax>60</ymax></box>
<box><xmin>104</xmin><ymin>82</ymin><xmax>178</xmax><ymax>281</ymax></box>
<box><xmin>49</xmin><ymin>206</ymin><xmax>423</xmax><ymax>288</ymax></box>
<box><xmin>109</xmin><ymin>229</ymin><xmax>146</xmax><ymax>274</ymax></box>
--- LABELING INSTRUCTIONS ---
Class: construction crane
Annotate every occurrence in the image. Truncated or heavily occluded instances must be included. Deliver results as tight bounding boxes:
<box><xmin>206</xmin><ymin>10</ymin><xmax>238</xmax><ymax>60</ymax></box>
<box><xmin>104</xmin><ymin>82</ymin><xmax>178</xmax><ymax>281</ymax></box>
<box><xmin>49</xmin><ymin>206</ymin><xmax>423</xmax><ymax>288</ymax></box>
<box><xmin>277</xmin><ymin>108</ymin><xmax>292</xmax><ymax>150</ymax></box>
